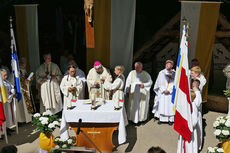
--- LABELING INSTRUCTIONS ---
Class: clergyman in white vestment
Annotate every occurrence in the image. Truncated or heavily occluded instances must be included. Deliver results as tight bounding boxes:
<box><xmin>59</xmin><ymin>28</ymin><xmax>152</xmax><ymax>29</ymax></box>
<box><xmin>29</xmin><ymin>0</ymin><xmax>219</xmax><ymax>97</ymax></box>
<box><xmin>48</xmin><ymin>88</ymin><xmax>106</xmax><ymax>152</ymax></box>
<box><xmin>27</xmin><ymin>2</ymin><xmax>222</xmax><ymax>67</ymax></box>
<box><xmin>125</xmin><ymin>62</ymin><xmax>152</xmax><ymax>123</ymax></box>
<box><xmin>87</xmin><ymin>61</ymin><xmax>112</xmax><ymax>100</ymax></box>
<box><xmin>60</xmin><ymin>65</ymin><xmax>83</xmax><ymax>109</ymax></box>
<box><xmin>36</xmin><ymin>53</ymin><xmax>63</xmax><ymax>114</ymax></box>
<box><xmin>103</xmin><ymin>65</ymin><xmax>125</xmax><ymax>109</ymax></box>
<box><xmin>17</xmin><ymin>57</ymin><xmax>36</xmax><ymax>123</ymax></box>
<box><xmin>68</xmin><ymin>59</ymin><xmax>86</xmax><ymax>99</ymax></box>
<box><xmin>152</xmin><ymin>60</ymin><xmax>175</xmax><ymax>125</ymax></box>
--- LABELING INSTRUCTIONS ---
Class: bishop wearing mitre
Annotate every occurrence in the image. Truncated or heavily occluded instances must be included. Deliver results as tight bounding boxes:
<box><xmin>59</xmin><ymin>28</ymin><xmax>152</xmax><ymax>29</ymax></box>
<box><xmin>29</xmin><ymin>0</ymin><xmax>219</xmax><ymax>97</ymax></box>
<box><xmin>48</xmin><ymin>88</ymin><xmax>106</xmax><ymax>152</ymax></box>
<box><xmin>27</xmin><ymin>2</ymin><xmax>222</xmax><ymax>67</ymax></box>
<box><xmin>87</xmin><ymin>61</ymin><xmax>112</xmax><ymax>100</ymax></box>
<box><xmin>36</xmin><ymin>53</ymin><xmax>63</xmax><ymax>114</ymax></box>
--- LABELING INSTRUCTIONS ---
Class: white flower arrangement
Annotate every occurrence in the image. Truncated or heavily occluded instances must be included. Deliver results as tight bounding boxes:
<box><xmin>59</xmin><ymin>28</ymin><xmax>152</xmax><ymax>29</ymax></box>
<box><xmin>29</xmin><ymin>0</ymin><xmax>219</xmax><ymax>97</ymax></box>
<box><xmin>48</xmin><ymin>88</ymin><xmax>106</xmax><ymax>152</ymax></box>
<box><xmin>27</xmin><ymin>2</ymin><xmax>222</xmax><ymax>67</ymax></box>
<box><xmin>213</xmin><ymin>116</ymin><xmax>230</xmax><ymax>141</ymax></box>
<box><xmin>32</xmin><ymin>112</ymin><xmax>61</xmax><ymax>133</ymax></box>
<box><xmin>51</xmin><ymin>137</ymin><xmax>74</xmax><ymax>153</ymax></box>
<box><xmin>214</xmin><ymin>129</ymin><xmax>221</xmax><ymax>136</ymax></box>
<box><xmin>33</xmin><ymin>113</ymin><xmax>41</xmax><ymax>117</ymax></box>
<box><xmin>222</xmin><ymin>130</ymin><xmax>230</xmax><ymax>136</ymax></box>
<box><xmin>67</xmin><ymin>139</ymin><xmax>72</xmax><ymax>145</ymax></box>
<box><xmin>42</xmin><ymin>112</ymin><xmax>52</xmax><ymax>116</ymax></box>
<box><xmin>207</xmin><ymin>147</ymin><xmax>224</xmax><ymax>153</ymax></box>
<box><xmin>213</xmin><ymin>121</ymin><xmax>220</xmax><ymax>128</ymax></box>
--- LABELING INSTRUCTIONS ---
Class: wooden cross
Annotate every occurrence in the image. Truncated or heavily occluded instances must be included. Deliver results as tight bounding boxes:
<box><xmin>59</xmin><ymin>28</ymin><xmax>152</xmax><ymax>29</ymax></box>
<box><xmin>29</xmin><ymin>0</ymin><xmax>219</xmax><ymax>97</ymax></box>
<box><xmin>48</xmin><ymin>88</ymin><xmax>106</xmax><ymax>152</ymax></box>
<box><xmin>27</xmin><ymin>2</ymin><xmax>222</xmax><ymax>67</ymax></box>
<box><xmin>87</xmin><ymin>127</ymin><xmax>101</xmax><ymax>139</ymax></box>
<box><xmin>84</xmin><ymin>0</ymin><xmax>95</xmax><ymax>48</ymax></box>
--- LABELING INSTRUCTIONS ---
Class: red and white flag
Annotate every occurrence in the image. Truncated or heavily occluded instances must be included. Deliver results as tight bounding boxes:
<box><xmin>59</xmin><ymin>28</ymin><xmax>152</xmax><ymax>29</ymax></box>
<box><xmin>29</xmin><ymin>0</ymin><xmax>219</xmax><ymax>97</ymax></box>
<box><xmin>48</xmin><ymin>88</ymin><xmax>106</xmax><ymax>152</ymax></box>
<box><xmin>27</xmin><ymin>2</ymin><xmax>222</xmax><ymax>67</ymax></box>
<box><xmin>173</xmin><ymin>25</ymin><xmax>193</xmax><ymax>143</ymax></box>
<box><xmin>0</xmin><ymin>73</ymin><xmax>7</xmax><ymax>126</ymax></box>
<box><xmin>0</xmin><ymin>98</ymin><xmax>5</xmax><ymax>126</ymax></box>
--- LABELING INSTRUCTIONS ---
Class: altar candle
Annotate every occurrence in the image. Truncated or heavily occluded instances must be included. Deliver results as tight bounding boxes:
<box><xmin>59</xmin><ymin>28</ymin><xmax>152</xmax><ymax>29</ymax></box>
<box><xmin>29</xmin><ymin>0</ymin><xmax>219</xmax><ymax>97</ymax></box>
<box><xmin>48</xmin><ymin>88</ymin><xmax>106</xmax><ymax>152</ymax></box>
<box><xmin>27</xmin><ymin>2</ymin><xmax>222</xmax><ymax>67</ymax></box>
<box><xmin>115</xmin><ymin>100</ymin><xmax>119</xmax><ymax>109</ymax></box>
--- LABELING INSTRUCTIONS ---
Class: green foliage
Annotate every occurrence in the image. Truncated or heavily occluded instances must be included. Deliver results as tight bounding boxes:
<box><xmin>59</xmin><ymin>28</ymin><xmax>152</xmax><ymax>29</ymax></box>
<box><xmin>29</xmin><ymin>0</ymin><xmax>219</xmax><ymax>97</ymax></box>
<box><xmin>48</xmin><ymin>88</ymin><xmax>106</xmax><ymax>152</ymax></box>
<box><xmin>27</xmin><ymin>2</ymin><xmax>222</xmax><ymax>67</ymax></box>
<box><xmin>213</xmin><ymin>116</ymin><xmax>230</xmax><ymax>142</ymax></box>
<box><xmin>223</xmin><ymin>89</ymin><xmax>230</xmax><ymax>97</ymax></box>
<box><xmin>50</xmin><ymin>137</ymin><xmax>74</xmax><ymax>153</ymax></box>
<box><xmin>207</xmin><ymin>146</ymin><xmax>224</xmax><ymax>153</ymax></box>
<box><xmin>32</xmin><ymin>112</ymin><xmax>61</xmax><ymax>134</ymax></box>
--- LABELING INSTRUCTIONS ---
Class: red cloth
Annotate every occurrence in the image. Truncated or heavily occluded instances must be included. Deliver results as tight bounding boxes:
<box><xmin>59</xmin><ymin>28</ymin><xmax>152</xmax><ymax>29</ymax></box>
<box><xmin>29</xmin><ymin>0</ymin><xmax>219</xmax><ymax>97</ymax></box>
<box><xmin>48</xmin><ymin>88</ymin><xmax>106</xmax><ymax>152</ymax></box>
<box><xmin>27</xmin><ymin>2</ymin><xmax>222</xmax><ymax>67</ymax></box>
<box><xmin>0</xmin><ymin>102</ymin><xmax>5</xmax><ymax>126</ymax></box>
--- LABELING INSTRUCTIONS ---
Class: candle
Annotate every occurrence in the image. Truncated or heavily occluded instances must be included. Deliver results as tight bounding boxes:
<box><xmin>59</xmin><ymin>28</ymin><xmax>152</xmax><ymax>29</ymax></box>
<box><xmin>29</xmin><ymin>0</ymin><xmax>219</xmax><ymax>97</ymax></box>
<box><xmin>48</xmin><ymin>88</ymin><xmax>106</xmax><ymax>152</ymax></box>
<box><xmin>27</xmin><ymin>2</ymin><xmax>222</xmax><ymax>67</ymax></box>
<box><xmin>115</xmin><ymin>100</ymin><xmax>119</xmax><ymax>110</ymax></box>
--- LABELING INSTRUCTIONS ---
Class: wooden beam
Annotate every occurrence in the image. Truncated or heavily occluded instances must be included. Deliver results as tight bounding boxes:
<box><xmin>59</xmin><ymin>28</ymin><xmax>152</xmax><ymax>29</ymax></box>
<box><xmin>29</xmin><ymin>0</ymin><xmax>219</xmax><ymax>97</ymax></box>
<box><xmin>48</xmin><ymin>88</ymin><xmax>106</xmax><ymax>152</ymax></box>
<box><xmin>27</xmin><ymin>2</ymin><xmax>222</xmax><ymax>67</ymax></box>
<box><xmin>218</xmin><ymin>14</ymin><xmax>230</xmax><ymax>30</ymax></box>
<box><xmin>160</xmin><ymin>30</ymin><xmax>180</xmax><ymax>36</ymax></box>
<box><xmin>85</xmin><ymin>15</ymin><xmax>95</xmax><ymax>48</ymax></box>
<box><xmin>134</xmin><ymin>12</ymin><xmax>180</xmax><ymax>60</ymax></box>
<box><xmin>216</xmin><ymin>31</ymin><xmax>230</xmax><ymax>38</ymax></box>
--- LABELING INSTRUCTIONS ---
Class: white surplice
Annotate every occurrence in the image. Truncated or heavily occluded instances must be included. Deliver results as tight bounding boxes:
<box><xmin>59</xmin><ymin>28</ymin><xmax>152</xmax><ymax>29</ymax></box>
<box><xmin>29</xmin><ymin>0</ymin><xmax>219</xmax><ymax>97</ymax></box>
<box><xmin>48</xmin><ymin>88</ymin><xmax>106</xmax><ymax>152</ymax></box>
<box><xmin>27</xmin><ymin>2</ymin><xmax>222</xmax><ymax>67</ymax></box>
<box><xmin>195</xmin><ymin>73</ymin><xmax>205</xmax><ymax>150</ymax></box>
<box><xmin>60</xmin><ymin>75</ymin><xmax>83</xmax><ymax>108</ymax></box>
<box><xmin>125</xmin><ymin>70</ymin><xmax>152</xmax><ymax>123</ymax></box>
<box><xmin>197</xmin><ymin>74</ymin><xmax>206</xmax><ymax>94</ymax></box>
<box><xmin>76</xmin><ymin>67</ymin><xmax>86</xmax><ymax>99</ymax></box>
<box><xmin>87</xmin><ymin>66</ymin><xmax>112</xmax><ymax>100</ymax></box>
<box><xmin>177</xmin><ymin>90</ymin><xmax>202</xmax><ymax>153</ymax></box>
<box><xmin>152</xmin><ymin>69</ymin><xmax>175</xmax><ymax>122</ymax></box>
<box><xmin>36</xmin><ymin>62</ymin><xmax>63</xmax><ymax>114</ymax></box>
<box><xmin>64</xmin><ymin>67</ymin><xmax>86</xmax><ymax>99</ymax></box>
<box><xmin>3</xmin><ymin>80</ymin><xmax>15</xmax><ymax>128</ymax></box>
<box><xmin>104</xmin><ymin>74</ymin><xmax>125</xmax><ymax>108</ymax></box>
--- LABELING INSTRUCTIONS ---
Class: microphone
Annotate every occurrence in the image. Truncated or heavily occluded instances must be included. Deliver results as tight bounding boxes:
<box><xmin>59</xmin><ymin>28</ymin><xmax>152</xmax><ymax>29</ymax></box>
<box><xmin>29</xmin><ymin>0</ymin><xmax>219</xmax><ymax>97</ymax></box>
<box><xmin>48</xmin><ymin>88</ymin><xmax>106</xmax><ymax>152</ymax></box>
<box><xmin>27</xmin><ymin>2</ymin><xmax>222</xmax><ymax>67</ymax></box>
<box><xmin>77</xmin><ymin>119</ymin><xmax>82</xmax><ymax>135</ymax></box>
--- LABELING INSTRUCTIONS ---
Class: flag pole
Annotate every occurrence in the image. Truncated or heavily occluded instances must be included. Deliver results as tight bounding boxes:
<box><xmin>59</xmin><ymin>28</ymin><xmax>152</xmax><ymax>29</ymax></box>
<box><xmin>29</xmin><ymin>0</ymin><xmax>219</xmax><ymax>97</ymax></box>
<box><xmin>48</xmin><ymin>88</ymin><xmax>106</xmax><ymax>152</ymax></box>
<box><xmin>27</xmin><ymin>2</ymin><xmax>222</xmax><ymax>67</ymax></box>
<box><xmin>9</xmin><ymin>16</ymin><xmax>19</xmax><ymax>134</ymax></box>
<box><xmin>9</xmin><ymin>16</ymin><xmax>14</xmax><ymax>55</ymax></box>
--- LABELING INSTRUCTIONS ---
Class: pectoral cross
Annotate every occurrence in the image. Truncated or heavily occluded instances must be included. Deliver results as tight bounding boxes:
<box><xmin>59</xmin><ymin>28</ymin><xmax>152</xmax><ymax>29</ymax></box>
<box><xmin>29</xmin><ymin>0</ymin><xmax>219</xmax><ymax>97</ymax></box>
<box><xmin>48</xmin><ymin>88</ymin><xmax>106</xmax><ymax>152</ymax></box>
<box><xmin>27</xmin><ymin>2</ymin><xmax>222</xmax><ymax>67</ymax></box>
<box><xmin>87</xmin><ymin>127</ymin><xmax>101</xmax><ymax>139</ymax></box>
<box><xmin>45</xmin><ymin>65</ymin><xmax>49</xmax><ymax>75</ymax></box>
<box><xmin>96</xmin><ymin>90</ymin><xmax>101</xmax><ymax>98</ymax></box>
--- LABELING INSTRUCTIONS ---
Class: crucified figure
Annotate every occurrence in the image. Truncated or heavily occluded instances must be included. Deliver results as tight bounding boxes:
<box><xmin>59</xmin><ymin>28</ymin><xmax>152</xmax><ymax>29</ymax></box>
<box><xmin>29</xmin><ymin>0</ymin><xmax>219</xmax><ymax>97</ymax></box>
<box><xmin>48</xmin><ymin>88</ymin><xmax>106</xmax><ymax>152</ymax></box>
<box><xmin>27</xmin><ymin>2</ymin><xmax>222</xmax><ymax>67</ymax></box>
<box><xmin>84</xmin><ymin>0</ymin><xmax>94</xmax><ymax>23</ymax></box>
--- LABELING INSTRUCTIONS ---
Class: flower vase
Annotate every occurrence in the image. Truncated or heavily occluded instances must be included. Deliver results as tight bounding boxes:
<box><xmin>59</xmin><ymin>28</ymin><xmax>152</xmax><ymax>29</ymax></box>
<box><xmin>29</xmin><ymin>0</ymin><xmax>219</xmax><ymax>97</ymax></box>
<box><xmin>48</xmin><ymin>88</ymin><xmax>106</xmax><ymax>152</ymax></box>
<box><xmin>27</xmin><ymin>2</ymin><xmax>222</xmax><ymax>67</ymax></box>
<box><xmin>39</xmin><ymin>132</ymin><xmax>56</xmax><ymax>153</ymax></box>
<box><xmin>222</xmin><ymin>139</ymin><xmax>230</xmax><ymax>153</ymax></box>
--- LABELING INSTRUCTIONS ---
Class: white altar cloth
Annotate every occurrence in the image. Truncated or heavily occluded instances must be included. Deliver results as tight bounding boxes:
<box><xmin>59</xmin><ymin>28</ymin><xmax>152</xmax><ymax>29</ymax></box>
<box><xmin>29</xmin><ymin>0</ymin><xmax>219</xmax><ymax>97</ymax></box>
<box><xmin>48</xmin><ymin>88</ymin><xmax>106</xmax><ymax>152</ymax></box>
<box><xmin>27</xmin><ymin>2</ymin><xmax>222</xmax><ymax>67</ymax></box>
<box><xmin>60</xmin><ymin>100</ymin><xmax>128</xmax><ymax>144</ymax></box>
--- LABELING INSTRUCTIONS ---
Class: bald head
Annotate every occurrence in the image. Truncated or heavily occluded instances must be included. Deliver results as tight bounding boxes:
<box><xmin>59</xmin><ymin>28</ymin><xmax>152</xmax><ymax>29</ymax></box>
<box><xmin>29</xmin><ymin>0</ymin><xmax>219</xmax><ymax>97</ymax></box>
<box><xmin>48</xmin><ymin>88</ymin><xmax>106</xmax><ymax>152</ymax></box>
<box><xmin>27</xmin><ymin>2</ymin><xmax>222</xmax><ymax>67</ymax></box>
<box><xmin>43</xmin><ymin>53</ymin><xmax>51</xmax><ymax>64</ymax></box>
<box><xmin>135</xmin><ymin>62</ymin><xmax>143</xmax><ymax>73</ymax></box>
<box><xmin>0</xmin><ymin>69</ymin><xmax>7</xmax><ymax>80</ymax></box>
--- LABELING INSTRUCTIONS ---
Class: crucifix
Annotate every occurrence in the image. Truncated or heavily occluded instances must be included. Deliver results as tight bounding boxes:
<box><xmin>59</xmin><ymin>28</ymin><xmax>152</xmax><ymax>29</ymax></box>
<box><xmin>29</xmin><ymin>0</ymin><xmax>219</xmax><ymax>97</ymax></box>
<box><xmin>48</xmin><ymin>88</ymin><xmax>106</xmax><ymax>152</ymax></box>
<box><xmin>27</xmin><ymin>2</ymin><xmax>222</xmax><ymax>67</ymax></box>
<box><xmin>87</xmin><ymin>127</ymin><xmax>101</xmax><ymax>139</ymax></box>
<box><xmin>84</xmin><ymin>0</ymin><xmax>95</xmax><ymax>48</ymax></box>
<box><xmin>96</xmin><ymin>90</ymin><xmax>101</xmax><ymax>98</ymax></box>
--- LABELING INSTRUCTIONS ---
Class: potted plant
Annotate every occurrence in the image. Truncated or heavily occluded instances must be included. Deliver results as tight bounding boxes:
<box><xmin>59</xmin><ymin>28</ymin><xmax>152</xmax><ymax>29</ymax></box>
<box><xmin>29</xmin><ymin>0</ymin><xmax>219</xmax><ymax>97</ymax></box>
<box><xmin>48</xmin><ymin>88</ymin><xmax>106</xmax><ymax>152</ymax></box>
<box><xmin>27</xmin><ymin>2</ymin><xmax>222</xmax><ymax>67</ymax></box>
<box><xmin>32</xmin><ymin>112</ymin><xmax>61</xmax><ymax>153</ymax></box>
<box><xmin>207</xmin><ymin>147</ymin><xmax>224</xmax><ymax>153</ymax></box>
<box><xmin>213</xmin><ymin>116</ymin><xmax>230</xmax><ymax>152</ymax></box>
<box><xmin>50</xmin><ymin>137</ymin><xmax>74</xmax><ymax>153</ymax></box>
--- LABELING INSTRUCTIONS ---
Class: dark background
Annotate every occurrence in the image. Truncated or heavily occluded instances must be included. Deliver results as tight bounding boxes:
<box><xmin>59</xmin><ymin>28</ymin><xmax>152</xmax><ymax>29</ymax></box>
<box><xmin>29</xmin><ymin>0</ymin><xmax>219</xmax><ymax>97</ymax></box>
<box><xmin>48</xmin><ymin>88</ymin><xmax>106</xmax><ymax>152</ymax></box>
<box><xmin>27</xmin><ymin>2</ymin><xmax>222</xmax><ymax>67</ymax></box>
<box><xmin>0</xmin><ymin>0</ymin><xmax>229</xmax><ymax>95</ymax></box>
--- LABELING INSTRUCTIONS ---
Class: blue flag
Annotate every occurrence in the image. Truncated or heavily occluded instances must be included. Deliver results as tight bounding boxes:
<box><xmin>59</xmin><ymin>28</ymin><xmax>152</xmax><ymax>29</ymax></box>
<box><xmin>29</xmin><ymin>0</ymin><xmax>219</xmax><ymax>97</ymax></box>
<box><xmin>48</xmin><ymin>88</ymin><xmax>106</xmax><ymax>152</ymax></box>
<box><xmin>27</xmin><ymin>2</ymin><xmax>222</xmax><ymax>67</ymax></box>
<box><xmin>10</xmin><ymin>22</ymin><xmax>22</xmax><ymax>102</ymax></box>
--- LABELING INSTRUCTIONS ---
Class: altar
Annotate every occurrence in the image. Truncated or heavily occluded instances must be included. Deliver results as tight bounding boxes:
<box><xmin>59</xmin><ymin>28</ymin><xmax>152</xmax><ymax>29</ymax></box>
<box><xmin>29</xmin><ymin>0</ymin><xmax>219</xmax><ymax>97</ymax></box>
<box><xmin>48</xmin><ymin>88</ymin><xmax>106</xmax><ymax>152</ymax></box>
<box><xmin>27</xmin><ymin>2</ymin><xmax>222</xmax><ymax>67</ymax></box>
<box><xmin>60</xmin><ymin>100</ymin><xmax>128</xmax><ymax>152</ymax></box>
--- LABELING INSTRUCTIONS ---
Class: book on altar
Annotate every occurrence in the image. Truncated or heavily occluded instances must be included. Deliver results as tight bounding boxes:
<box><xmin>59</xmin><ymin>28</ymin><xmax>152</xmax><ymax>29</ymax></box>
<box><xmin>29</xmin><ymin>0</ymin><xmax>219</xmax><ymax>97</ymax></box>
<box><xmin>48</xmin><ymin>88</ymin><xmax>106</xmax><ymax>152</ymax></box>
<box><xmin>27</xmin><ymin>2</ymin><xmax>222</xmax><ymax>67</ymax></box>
<box><xmin>82</xmin><ymin>99</ymin><xmax>92</xmax><ymax>104</ymax></box>
<box><xmin>95</xmin><ymin>98</ymin><xmax>105</xmax><ymax>105</ymax></box>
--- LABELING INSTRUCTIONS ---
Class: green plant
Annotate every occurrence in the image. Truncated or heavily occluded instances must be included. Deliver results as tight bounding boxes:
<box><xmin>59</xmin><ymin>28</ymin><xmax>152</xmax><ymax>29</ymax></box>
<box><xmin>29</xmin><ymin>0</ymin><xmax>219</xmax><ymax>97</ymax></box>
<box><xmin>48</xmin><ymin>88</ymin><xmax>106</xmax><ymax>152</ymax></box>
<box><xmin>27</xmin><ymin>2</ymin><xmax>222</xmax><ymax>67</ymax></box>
<box><xmin>213</xmin><ymin>116</ymin><xmax>230</xmax><ymax>142</ymax></box>
<box><xmin>50</xmin><ymin>137</ymin><xmax>74</xmax><ymax>153</ymax></box>
<box><xmin>207</xmin><ymin>147</ymin><xmax>224</xmax><ymax>153</ymax></box>
<box><xmin>223</xmin><ymin>89</ymin><xmax>230</xmax><ymax>97</ymax></box>
<box><xmin>32</xmin><ymin>112</ymin><xmax>61</xmax><ymax>133</ymax></box>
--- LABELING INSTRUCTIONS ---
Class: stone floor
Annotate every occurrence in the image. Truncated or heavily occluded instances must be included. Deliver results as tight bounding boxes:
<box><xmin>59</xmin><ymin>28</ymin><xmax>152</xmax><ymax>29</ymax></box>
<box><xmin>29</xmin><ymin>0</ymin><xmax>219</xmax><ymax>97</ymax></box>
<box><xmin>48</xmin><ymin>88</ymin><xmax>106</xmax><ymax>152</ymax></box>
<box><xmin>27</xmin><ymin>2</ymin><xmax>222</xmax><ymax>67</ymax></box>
<box><xmin>0</xmin><ymin>111</ymin><xmax>225</xmax><ymax>153</ymax></box>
